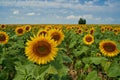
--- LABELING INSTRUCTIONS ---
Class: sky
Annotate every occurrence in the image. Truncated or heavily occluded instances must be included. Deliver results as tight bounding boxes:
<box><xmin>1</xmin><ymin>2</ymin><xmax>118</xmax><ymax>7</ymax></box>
<box><xmin>0</xmin><ymin>0</ymin><xmax>120</xmax><ymax>24</ymax></box>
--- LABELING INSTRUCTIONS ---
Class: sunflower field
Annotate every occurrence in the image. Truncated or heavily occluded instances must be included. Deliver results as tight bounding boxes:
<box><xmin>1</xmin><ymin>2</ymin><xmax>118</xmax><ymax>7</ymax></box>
<box><xmin>0</xmin><ymin>24</ymin><xmax>120</xmax><ymax>80</ymax></box>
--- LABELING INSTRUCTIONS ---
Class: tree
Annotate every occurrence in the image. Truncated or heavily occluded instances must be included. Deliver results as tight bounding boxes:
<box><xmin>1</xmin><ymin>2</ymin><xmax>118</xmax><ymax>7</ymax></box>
<box><xmin>78</xmin><ymin>18</ymin><xmax>86</xmax><ymax>24</ymax></box>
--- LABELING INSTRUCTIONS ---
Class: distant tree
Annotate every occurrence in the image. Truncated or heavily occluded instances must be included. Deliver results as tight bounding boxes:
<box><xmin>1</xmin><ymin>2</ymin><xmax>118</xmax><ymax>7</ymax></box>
<box><xmin>78</xmin><ymin>18</ymin><xmax>86</xmax><ymax>24</ymax></box>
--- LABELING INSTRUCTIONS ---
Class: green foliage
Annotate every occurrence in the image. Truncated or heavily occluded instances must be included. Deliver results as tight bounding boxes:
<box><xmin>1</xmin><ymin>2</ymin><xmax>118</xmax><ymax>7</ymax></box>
<box><xmin>0</xmin><ymin>24</ymin><xmax>120</xmax><ymax>80</ymax></box>
<box><xmin>78</xmin><ymin>18</ymin><xmax>86</xmax><ymax>24</ymax></box>
<box><xmin>107</xmin><ymin>61</ymin><xmax>120</xmax><ymax>77</ymax></box>
<box><xmin>85</xmin><ymin>71</ymin><xmax>101</xmax><ymax>80</ymax></box>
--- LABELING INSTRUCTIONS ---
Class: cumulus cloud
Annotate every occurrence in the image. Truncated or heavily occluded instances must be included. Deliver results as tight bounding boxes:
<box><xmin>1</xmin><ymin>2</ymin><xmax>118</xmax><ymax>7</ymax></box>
<box><xmin>27</xmin><ymin>12</ymin><xmax>35</xmax><ymax>16</ymax></box>
<box><xmin>66</xmin><ymin>14</ymin><xmax>95</xmax><ymax>20</ymax></box>
<box><xmin>13</xmin><ymin>10</ymin><xmax>19</xmax><ymax>14</ymax></box>
<box><xmin>0</xmin><ymin>0</ymin><xmax>119</xmax><ymax>24</ymax></box>
<box><xmin>0</xmin><ymin>0</ymin><xmax>119</xmax><ymax>13</ymax></box>
<box><xmin>66</xmin><ymin>14</ymin><xmax>114</xmax><ymax>23</ymax></box>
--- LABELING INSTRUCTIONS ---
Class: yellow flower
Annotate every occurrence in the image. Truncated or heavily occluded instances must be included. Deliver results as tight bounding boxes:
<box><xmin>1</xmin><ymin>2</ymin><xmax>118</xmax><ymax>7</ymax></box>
<box><xmin>100</xmin><ymin>26</ymin><xmax>106</xmax><ymax>33</ymax></box>
<box><xmin>49</xmin><ymin>29</ymin><xmax>64</xmax><ymax>45</ymax></box>
<box><xmin>113</xmin><ymin>28</ymin><xmax>119</xmax><ymax>35</ymax></box>
<box><xmin>89</xmin><ymin>27</ymin><xmax>95</xmax><ymax>35</ymax></box>
<box><xmin>25</xmin><ymin>25</ymin><xmax>31</xmax><ymax>32</ymax></box>
<box><xmin>99</xmin><ymin>40</ymin><xmax>119</xmax><ymax>57</ymax></box>
<box><xmin>37</xmin><ymin>29</ymin><xmax>48</xmax><ymax>37</ymax></box>
<box><xmin>83</xmin><ymin>34</ymin><xmax>94</xmax><ymax>45</ymax></box>
<box><xmin>15</xmin><ymin>27</ymin><xmax>25</xmax><ymax>36</ymax></box>
<box><xmin>77</xmin><ymin>28</ymin><xmax>83</xmax><ymax>34</ymax></box>
<box><xmin>0</xmin><ymin>24</ymin><xmax>6</xmax><ymax>29</ymax></box>
<box><xmin>25</xmin><ymin>35</ymin><xmax>58</xmax><ymax>64</ymax></box>
<box><xmin>0</xmin><ymin>31</ymin><xmax>9</xmax><ymax>44</ymax></box>
<box><xmin>96</xmin><ymin>53</ymin><xmax>101</xmax><ymax>57</ymax></box>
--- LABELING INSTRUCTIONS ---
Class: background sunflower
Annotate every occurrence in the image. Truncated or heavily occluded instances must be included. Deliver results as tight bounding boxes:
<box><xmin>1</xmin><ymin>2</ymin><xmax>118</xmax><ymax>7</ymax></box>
<box><xmin>37</xmin><ymin>29</ymin><xmax>48</xmax><ymax>36</ymax></box>
<box><xmin>25</xmin><ymin>25</ymin><xmax>31</xmax><ymax>32</ymax></box>
<box><xmin>48</xmin><ymin>29</ymin><xmax>64</xmax><ymax>45</ymax></box>
<box><xmin>0</xmin><ymin>31</ymin><xmax>9</xmax><ymax>44</ymax></box>
<box><xmin>83</xmin><ymin>34</ymin><xmax>94</xmax><ymax>45</ymax></box>
<box><xmin>15</xmin><ymin>27</ymin><xmax>25</xmax><ymax>36</ymax></box>
<box><xmin>99</xmin><ymin>40</ymin><xmax>119</xmax><ymax>57</ymax></box>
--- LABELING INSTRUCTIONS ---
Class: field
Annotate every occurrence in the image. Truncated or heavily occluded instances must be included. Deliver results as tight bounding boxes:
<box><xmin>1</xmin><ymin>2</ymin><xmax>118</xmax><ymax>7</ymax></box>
<box><xmin>0</xmin><ymin>24</ymin><xmax>120</xmax><ymax>80</ymax></box>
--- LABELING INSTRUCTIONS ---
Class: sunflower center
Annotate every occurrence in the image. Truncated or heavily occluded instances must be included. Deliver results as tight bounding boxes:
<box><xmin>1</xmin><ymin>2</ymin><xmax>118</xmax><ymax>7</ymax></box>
<box><xmin>90</xmin><ymin>30</ymin><xmax>94</xmax><ymax>34</ymax></box>
<box><xmin>26</xmin><ymin>26</ymin><xmax>30</xmax><ymax>31</ymax></box>
<box><xmin>39</xmin><ymin>46</ymin><xmax>46</xmax><ymax>52</ymax></box>
<box><xmin>103</xmin><ymin>43</ymin><xmax>116</xmax><ymax>52</ymax></box>
<box><xmin>39</xmin><ymin>31</ymin><xmax>47</xmax><ymax>36</ymax></box>
<box><xmin>1</xmin><ymin>25</ymin><xmax>5</xmax><ymax>28</ymax></box>
<box><xmin>0</xmin><ymin>34</ymin><xmax>6</xmax><ymax>41</ymax></box>
<box><xmin>17</xmin><ymin>29</ymin><xmax>23</xmax><ymax>33</ymax></box>
<box><xmin>85</xmin><ymin>36</ymin><xmax>92</xmax><ymax>42</ymax></box>
<box><xmin>114</xmin><ymin>30</ymin><xmax>117</xmax><ymax>32</ymax></box>
<box><xmin>34</xmin><ymin>41</ymin><xmax>51</xmax><ymax>57</ymax></box>
<box><xmin>52</xmin><ymin>33</ymin><xmax>60</xmax><ymax>41</ymax></box>
<box><xmin>78</xmin><ymin>30</ymin><xmax>82</xmax><ymax>33</ymax></box>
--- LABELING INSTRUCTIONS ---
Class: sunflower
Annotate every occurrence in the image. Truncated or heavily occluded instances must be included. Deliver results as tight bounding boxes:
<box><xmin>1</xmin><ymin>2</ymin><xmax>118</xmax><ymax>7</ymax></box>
<box><xmin>0</xmin><ymin>24</ymin><xmax>6</xmax><ymax>29</ymax></box>
<box><xmin>99</xmin><ymin>40</ymin><xmax>119</xmax><ymax>57</ymax></box>
<box><xmin>113</xmin><ymin>28</ymin><xmax>119</xmax><ymax>35</ymax></box>
<box><xmin>37</xmin><ymin>29</ymin><xmax>48</xmax><ymax>37</ymax></box>
<box><xmin>83</xmin><ymin>34</ymin><xmax>94</xmax><ymax>45</ymax></box>
<box><xmin>89</xmin><ymin>27</ymin><xmax>95</xmax><ymax>35</ymax></box>
<box><xmin>0</xmin><ymin>31</ymin><xmax>9</xmax><ymax>44</ymax></box>
<box><xmin>48</xmin><ymin>29</ymin><xmax>64</xmax><ymax>45</ymax></box>
<box><xmin>100</xmin><ymin>26</ymin><xmax>106</xmax><ymax>33</ymax></box>
<box><xmin>25</xmin><ymin>25</ymin><xmax>31</xmax><ymax>32</ymax></box>
<box><xmin>15</xmin><ymin>27</ymin><xmax>25</xmax><ymax>36</ymax></box>
<box><xmin>25</xmin><ymin>35</ymin><xmax>58</xmax><ymax>64</ymax></box>
<box><xmin>77</xmin><ymin>28</ymin><xmax>83</xmax><ymax>34</ymax></box>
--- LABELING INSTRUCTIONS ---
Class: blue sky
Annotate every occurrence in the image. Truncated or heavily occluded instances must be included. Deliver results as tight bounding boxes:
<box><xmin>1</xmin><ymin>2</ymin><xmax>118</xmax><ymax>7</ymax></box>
<box><xmin>0</xmin><ymin>0</ymin><xmax>120</xmax><ymax>24</ymax></box>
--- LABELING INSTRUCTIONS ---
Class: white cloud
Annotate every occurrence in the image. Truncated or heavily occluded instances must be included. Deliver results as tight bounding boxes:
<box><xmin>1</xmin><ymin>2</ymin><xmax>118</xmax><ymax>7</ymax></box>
<box><xmin>0</xmin><ymin>0</ymin><xmax>119</xmax><ymax>12</ymax></box>
<box><xmin>84</xmin><ymin>0</ymin><xmax>99</xmax><ymax>5</ymax></box>
<box><xmin>27</xmin><ymin>12</ymin><xmax>35</xmax><ymax>16</ymax></box>
<box><xmin>105</xmin><ymin>17</ymin><xmax>114</xmax><ymax>22</ymax></box>
<box><xmin>66</xmin><ymin>15</ymin><xmax>80</xmax><ymax>19</ymax></box>
<box><xmin>13</xmin><ymin>10</ymin><xmax>19</xmax><ymax>14</ymax></box>
<box><xmin>66</xmin><ymin>14</ymin><xmax>95</xmax><ymax>20</ymax></box>
<box><xmin>66</xmin><ymin>14</ymin><xmax>115</xmax><ymax>24</ymax></box>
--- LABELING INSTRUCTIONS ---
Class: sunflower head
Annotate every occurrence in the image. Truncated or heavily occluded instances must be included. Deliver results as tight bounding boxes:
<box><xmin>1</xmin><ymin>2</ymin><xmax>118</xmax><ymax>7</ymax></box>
<box><xmin>89</xmin><ymin>27</ymin><xmax>95</xmax><ymax>35</ymax></box>
<box><xmin>0</xmin><ymin>24</ymin><xmax>6</xmax><ymax>29</ymax></box>
<box><xmin>96</xmin><ymin>53</ymin><xmax>101</xmax><ymax>57</ymax></box>
<box><xmin>113</xmin><ymin>28</ymin><xmax>119</xmax><ymax>35</ymax></box>
<box><xmin>101</xmin><ymin>26</ymin><xmax>106</xmax><ymax>33</ymax></box>
<box><xmin>83</xmin><ymin>34</ymin><xmax>94</xmax><ymax>45</ymax></box>
<box><xmin>77</xmin><ymin>28</ymin><xmax>83</xmax><ymax>34</ymax></box>
<box><xmin>0</xmin><ymin>31</ymin><xmax>9</xmax><ymax>44</ymax></box>
<box><xmin>37</xmin><ymin>29</ymin><xmax>48</xmax><ymax>37</ymax></box>
<box><xmin>25</xmin><ymin>25</ymin><xmax>31</xmax><ymax>32</ymax></box>
<box><xmin>15</xmin><ymin>27</ymin><xmax>25</xmax><ymax>36</ymax></box>
<box><xmin>49</xmin><ymin>29</ymin><xmax>64</xmax><ymax>45</ymax></box>
<box><xmin>99</xmin><ymin>40</ymin><xmax>119</xmax><ymax>57</ymax></box>
<box><xmin>25</xmin><ymin>35</ymin><xmax>58</xmax><ymax>64</ymax></box>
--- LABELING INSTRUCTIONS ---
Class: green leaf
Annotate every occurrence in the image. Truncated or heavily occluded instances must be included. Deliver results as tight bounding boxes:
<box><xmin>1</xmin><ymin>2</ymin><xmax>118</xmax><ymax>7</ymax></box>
<box><xmin>33</xmin><ymin>64</ymin><xmax>50</xmax><ymax>80</ymax></box>
<box><xmin>47</xmin><ymin>65</ymin><xmax>58</xmax><ymax>74</ymax></box>
<box><xmin>78</xmin><ymin>46</ymin><xmax>89</xmax><ymax>54</ymax></box>
<box><xmin>90</xmin><ymin>57</ymin><xmax>108</xmax><ymax>65</ymax></box>
<box><xmin>14</xmin><ymin>62</ymin><xmax>35</xmax><ymax>80</ymax></box>
<box><xmin>82</xmin><ymin>57</ymin><xmax>91</xmax><ymax>64</ymax></box>
<box><xmin>75</xmin><ymin>60</ymin><xmax>83</xmax><ymax>70</ymax></box>
<box><xmin>72</xmin><ymin>48</ymin><xmax>86</xmax><ymax>57</ymax></box>
<box><xmin>57</xmin><ymin>65</ymin><xmax>69</xmax><ymax>79</ymax></box>
<box><xmin>62</xmin><ymin>55</ymin><xmax>72</xmax><ymax>63</ymax></box>
<box><xmin>69</xmin><ymin>41</ymin><xmax>76</xmax><ymax>48</ymax></box>
<box><xmin>107</xmin><ymin>62</ymin><xmax>120</xmax><ymax>77</ymax></box>
<box><xmin>85</xmin><ymin>71</ymin><xmax>101</xmax><ymax>80</ymax></box>
<box><xmin>13</xmin><ymin>74</ymin><xmax>25</xmax><ymax>80</ymax></box>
